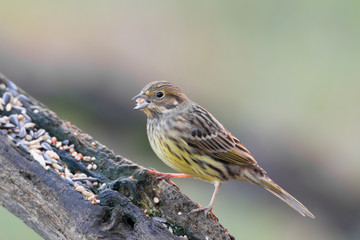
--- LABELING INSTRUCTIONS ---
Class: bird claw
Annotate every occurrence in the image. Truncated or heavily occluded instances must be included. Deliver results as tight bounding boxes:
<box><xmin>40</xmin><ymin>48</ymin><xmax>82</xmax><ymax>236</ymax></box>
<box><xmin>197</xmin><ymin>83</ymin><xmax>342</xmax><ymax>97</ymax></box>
<box><xmin>147</xmin><ymin>169</ymin><xmax>180</xmax><ymax>190</ymax></box>
<box><xmin>187</xmin><ymin>205</ymin><xmax>216</xmax><ymax>218</ymax></box>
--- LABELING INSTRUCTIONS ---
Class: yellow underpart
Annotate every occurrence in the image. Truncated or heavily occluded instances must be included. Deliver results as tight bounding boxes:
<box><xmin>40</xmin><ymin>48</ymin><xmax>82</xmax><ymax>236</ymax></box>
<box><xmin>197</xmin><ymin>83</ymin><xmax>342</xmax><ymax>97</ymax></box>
<box><xmin>149</xmin><ymin>134</ymin><xmax>227</xmax><ymax>183</ymax></box>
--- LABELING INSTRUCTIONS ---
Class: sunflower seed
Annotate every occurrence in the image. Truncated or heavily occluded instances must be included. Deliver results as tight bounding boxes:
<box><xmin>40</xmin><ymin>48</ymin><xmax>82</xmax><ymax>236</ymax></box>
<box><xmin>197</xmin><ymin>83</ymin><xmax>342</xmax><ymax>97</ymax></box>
<box><xmin>42</xmin><ymin>151</ymin><xmax>53</xmax><ymax>164</ymax></box>
<box><xmin>17</xmin><ymin>94</ymin><xmax>30</xmax><ymax>103</ymax></box>
<box><xmin>0</xmin><ymin>117</ymin><xmax>7</xmax><ymax>124</ymax></box>
<box><xmin>35</xmin><ymin>129</ymin><xmax>45</xmax><ymax>139</ymax></box>
<box><xmin>62</xmin><ymin>139</ymin><xmax>69</xmax><ymax>145</ymax></box>
<box><xmin>18</xmin><ymin>143</ymin><xmax>31</xmax><ymax>153</ymax></box>
<box><xmin>65</xmin><ymin>177</ymin><xmax>74</xmax><ymax>185</ymax></box>
<box><xmin>9</xmin><ymin>133</ymin><xmax>16</xmax><ymax>139</ymax></box>
<box><xmin>41</xmin><ymin>142</ymin><xmax>52</xmax><ymax>151</ymax></box>
<box><xmin>12</xmin><ymin>105</ymin><xmax>26</xmax><ymax>114</ymax></box>
<box><xmin>2</xmin><ymin>92</ymin><xmax>12</xmax><ymax>104</ymax></box>
<box><xmin>23</xmin><ymin>113</ymin><xmax>32</xmax><ymax>122</ymax></box>
<box><xmin>19</xmin><ymin>126</ymin><xmax>26</xmax><ymax>138</ymax></box>
<box><xmin>3</xmin><ymin>123</ymin><xmax>15</xmax><ymax>128</ymax></box>
<box><xmin>0</xmin><ymin>97</ymin><xmax>4</xmax><ymax>106</ymax></box>
<box><xmin>85</xmin><ymin>180</ymin><xmax>93</xmax><ymax>188</ymax></box>
<box><xmin>42</xmin><ymin>133</ymin><xmax>50</xmax><ymax>141</ymax></box>
<box><xmin>17</xmin><ymin>139</ymin><xmax>30</xmax><ymax>145</ymax></box>
<box><xmin>18</xmin><ymin>122</ymin><xmax>24</xmax><ymax>130</ymax></box>
<box><xmin>6</xmin><ymin>80</ymin><xmax>18</xmax><ymax>92</ymax></box>
<box><xmin>9</xmin><ymin>115</ymin><xmax>19</xmax><ymax>126</ymax></box>
<box><xmin>72</xmin><ymin>177</ymin><xmax>99</xmax><ymax>183</ymax></box>
<box><xmin>0</xmin><ymin>104</ymin><xmax>3</xmax><ymax>111</ymax></box>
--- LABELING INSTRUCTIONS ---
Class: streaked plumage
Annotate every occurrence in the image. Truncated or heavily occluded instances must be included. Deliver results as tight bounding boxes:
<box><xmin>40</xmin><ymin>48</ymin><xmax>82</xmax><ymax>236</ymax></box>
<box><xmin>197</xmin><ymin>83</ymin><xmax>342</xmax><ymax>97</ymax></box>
<box><xmin>133</xmin><ymin>81</ymin><xmax>315</xmax><ymax>218</ymax></box>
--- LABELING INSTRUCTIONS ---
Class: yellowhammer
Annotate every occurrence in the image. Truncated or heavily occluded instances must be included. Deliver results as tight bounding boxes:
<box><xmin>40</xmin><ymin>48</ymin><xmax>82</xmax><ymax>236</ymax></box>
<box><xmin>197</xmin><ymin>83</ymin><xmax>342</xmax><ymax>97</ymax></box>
<box><xmin>133</xmin><ymin>81</ymin><xmax>315</xmax><ymax>218</ymax></box>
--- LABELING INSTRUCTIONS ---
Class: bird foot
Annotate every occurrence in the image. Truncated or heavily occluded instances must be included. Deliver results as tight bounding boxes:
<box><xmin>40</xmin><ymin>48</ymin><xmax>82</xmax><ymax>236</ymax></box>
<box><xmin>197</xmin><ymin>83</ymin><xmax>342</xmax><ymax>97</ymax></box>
<box><xmin>188</xmin><ymin>204</ymin><xmax>216</xmax><ymax>218</ymax></box>
<box><xmin>147</xmin><ymin>169</ymin><xmax>180</xmax><ymax>189</ymax></box>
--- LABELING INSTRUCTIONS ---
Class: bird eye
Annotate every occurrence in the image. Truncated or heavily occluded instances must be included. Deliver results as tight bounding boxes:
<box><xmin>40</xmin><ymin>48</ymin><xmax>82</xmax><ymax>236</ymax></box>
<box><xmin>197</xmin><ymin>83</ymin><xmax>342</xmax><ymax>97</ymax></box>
<box><xmin>156</xmin><ymin>91</ymin><xmax>165</xmax><ymax>99</ymax></box>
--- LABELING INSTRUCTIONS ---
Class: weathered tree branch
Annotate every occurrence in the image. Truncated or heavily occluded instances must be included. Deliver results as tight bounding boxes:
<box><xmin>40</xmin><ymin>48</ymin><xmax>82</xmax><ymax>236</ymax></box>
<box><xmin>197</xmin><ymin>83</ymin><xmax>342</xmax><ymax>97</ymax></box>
<box><xmin>0</xmin><ymin>73</ymin><xmax>233</xmax><ymax>240</ymax></box>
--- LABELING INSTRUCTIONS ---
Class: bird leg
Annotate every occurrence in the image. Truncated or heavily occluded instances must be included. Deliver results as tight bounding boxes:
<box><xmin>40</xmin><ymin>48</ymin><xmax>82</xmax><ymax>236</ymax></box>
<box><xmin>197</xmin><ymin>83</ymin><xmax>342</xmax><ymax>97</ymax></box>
<box><xmin>188</xmin><ymin>182</ymin><xmax>221</xmax><ymax>217</ymax></box>
<box><xmin>147</xmin><ymin>169</ymin><xmax>192</xmax><ymax>188</ymax></box>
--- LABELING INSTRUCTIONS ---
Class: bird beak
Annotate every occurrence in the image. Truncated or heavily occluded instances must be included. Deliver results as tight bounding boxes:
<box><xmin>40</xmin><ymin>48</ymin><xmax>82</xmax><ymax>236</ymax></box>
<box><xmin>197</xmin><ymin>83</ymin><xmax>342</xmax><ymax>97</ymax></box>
<box><xmin>132</xmin><ymin>92</ymin><xmax>150</xmax><ymax>110</ymax></box>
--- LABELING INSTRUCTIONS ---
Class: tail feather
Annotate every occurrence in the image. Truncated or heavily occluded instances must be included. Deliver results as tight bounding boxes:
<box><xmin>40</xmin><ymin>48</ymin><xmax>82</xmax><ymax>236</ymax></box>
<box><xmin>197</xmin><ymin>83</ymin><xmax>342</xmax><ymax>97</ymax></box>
<box><xmin>243</xmin><ymin>169</ymin><xmax>315</xmax><ymax>218</ymax></box>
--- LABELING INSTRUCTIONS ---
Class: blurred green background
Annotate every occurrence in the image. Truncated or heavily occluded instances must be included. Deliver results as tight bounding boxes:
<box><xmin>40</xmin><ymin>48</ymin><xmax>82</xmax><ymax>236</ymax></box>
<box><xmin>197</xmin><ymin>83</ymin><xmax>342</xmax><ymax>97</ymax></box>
<box><xmin>0</xmin><ymin>1</ymin><xmax>359</xmax><ymax>239</ymax></box>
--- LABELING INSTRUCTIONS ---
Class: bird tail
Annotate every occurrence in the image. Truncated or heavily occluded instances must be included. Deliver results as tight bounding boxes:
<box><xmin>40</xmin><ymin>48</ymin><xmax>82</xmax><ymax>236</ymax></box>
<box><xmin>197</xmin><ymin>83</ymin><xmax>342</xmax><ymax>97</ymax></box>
<box><xmin>243</xmin><ymin>169</ymin><xmax>315</xmax><ymax>218</ymax></box>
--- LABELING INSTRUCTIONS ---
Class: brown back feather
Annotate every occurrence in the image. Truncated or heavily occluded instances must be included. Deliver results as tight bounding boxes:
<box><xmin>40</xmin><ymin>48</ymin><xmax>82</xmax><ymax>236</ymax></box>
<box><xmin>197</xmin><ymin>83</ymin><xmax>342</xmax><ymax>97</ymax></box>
<box><xmin>185</xmin><ymin>104</ymin><xmax>265</xmax><ymax>173</ymax></box>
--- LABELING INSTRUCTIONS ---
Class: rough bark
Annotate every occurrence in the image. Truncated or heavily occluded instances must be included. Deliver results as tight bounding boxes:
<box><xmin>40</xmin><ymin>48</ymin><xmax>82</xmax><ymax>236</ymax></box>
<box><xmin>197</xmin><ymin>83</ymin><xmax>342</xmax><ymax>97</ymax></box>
<box><xmin>0</xmin><ymin>73</ymin><xmax>234</xmax><ymax>240</ymax></box>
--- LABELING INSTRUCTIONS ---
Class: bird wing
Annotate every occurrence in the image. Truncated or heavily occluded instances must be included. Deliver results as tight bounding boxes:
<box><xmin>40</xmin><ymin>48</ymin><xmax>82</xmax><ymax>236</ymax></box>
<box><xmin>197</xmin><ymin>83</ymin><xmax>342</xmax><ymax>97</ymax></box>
<box><xmin>185</xmin><ymin>106</ymin><xmax>264</xmax><ymax>171</ymax></box>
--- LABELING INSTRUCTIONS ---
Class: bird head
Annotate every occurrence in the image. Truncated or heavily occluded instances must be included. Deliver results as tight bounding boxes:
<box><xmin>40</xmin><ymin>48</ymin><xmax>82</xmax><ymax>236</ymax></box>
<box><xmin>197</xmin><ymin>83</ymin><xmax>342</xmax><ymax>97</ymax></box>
<box><xmin>132</xmin><ymin>81</ymin><xmax>188</xmax><ymax>118</ymax></box>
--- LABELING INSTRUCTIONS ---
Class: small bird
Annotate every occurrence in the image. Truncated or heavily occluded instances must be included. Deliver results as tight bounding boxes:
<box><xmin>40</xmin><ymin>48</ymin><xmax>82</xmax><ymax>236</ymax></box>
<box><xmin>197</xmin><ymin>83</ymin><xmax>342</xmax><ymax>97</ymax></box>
<box><xmin>133</xmin><ymin>81</ymin><xmax>315</xmax><ymax>218</ymax></box>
